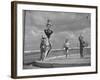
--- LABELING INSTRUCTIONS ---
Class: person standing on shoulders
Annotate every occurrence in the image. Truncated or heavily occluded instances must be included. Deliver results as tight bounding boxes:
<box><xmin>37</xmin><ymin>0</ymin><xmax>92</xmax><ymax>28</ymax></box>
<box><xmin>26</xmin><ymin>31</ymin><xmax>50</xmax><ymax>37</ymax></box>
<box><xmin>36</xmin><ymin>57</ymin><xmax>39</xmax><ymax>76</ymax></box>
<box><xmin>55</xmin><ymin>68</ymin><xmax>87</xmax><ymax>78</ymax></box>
<box><xmin>44</xmin><ymin>19</ymin><xmax>53</xmax><ymax>57</ymax></box>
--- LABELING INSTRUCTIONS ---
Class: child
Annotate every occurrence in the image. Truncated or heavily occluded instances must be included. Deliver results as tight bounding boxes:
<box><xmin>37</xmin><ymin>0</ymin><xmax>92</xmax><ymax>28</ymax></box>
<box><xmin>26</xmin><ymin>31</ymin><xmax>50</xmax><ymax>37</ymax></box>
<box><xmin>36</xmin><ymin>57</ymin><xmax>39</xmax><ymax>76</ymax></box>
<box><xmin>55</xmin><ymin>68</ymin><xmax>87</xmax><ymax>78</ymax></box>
<box><xmin>63</xmin><ymin>39</ymin><xmax>70</xmax><ymax>58</ymax></box>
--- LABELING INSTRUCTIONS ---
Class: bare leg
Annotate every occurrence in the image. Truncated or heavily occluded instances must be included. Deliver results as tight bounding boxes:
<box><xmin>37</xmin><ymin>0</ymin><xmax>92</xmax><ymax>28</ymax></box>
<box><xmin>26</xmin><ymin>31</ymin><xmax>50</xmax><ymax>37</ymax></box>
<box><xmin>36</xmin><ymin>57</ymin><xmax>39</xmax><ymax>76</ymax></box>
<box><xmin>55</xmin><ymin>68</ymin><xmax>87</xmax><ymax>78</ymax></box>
<box><xmin>46</xmin><ymin>42</ymin><xmax>52</xmax><ymax>57</ymax></box>
<box><xmin>44</xmin><ymin>49</ymin><xmax>48</xmax><ymax>60</ymax></box>
<box><xmin>40</xmin><ymin>49</ymin><xmax>45</xmax><ymax>61</ymax></box>
<box><xmin>66</xmin><ymin>50</ymin><xmax>69</xmax><ymax>58</ymax></box>
<box><xmin>40</xmin><ymin>51</ymin><xmax>44</xmax><ymax>61</ymax></box>
<box><xmin>64</xmin><ymin>48</ymin><xmax>68</xmax><ymax>59</ymax></box>
<box><xmin>40</xmin><ymin>49</ymin><xmax>43</xmax><ymax>61</ymax></box>
<box><xmin>80</xmin><ymin>47</ymin><xmax>84</xmax><ymax>58</ymax></box>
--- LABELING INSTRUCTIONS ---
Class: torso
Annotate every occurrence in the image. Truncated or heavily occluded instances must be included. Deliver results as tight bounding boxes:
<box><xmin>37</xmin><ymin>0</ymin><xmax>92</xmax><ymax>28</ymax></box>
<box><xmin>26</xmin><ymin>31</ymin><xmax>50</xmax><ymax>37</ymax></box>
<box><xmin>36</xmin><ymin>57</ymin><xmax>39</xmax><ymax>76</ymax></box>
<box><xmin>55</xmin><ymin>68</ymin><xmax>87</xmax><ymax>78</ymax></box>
<box><xmin>44</xmin><ymin>29</ymin><xmax>53</xmax><ymax>39</ymax></box>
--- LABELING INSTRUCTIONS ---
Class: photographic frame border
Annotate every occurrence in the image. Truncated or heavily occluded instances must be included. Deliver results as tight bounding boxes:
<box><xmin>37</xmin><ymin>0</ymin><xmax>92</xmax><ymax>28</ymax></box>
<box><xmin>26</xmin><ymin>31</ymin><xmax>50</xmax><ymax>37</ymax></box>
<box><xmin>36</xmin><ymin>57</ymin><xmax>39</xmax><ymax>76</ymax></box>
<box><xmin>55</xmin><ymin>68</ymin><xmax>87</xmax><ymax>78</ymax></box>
<box><xmin>11</xmin><ymin>1</ymin><xmax>98</xmax><ymax>79</ymax></box>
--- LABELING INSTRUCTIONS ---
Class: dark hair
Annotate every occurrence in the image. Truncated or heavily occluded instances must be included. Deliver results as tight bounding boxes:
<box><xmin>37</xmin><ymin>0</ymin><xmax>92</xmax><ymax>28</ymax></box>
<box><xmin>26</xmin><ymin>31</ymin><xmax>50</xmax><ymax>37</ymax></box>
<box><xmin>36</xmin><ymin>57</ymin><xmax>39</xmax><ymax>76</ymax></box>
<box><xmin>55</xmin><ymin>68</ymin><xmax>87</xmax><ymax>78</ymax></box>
<box><xmin>65</xmin><ymin>39</ymin><xmax>68</xmax><ymax>42</ymax></box>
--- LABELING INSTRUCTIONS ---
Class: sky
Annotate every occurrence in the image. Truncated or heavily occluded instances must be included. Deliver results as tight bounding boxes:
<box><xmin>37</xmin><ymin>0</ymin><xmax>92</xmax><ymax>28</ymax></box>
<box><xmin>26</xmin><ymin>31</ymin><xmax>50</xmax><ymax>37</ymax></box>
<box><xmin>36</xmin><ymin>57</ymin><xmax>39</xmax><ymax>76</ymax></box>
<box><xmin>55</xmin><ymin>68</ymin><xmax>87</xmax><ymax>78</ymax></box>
<box><xmin>23</xmin><ymin>10</ymin><xmax>91</xmax><ymax>51</ymax></box>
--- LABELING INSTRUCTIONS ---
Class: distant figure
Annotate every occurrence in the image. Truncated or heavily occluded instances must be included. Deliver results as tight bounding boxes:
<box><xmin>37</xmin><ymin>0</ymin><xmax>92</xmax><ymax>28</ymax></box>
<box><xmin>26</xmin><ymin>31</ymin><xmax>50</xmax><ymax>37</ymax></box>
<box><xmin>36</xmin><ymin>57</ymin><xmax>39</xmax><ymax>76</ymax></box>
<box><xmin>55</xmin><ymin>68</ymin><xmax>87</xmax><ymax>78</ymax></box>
<box><xmin>63</xmin><ymin>39</ymin><xmax>70</xmax><ymax>58</ymax></box>
<box><xmin>44</xmin><ymin>19</ymin><xmax>53</xmax><ymax>56</ymax></box>
<box><xmin>78</xmin><ymin>34</ymin><xmax>85</xmax><ymax>58</ymax></box>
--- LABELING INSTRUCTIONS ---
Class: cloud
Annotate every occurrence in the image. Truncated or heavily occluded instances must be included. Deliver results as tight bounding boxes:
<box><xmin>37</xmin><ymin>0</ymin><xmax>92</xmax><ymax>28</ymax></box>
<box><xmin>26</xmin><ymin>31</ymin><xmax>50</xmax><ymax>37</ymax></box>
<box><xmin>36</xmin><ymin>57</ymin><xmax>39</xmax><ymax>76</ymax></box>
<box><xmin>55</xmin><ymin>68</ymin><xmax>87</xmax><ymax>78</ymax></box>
<box><xmin>50</xmin><ymin>28</ymin><xmax>91</xmax><ymax>49</ymax></box>
<box><xmin>24</xmin><ymin>10</ymin><xmax>91</xmax><ymax>50</ymax></box>
<box><xmin>25</xmin><ymin>10</ymin><xmax>90</xmax><ymax>32</ymax></box>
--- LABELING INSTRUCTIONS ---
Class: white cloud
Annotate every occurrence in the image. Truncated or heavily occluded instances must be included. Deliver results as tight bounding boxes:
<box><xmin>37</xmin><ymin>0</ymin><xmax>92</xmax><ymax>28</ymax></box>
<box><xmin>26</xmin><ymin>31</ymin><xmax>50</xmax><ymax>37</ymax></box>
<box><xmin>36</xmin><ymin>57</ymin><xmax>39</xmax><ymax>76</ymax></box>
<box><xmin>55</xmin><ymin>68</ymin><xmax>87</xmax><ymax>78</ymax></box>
<box><xmin>24</xmin><ymin>10</ymin><xmax>91</xmax><ymax>50</ymax></box>
<box><xmin>25</xmin><ymin>10</ymin><xmax>90</xmax><ymax>32</ymax></box>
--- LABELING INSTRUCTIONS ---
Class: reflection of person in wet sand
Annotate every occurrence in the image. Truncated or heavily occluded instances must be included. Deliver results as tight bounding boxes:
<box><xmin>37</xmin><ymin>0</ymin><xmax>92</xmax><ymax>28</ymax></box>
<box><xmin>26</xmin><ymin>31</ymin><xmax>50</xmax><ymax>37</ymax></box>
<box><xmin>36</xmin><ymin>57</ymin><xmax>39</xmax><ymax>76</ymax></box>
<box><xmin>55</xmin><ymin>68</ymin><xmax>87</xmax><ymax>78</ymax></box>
<box><xmin>63</xmin><ymin>39</ymin><xmax>70</xmax><ymax>59</ymax></box>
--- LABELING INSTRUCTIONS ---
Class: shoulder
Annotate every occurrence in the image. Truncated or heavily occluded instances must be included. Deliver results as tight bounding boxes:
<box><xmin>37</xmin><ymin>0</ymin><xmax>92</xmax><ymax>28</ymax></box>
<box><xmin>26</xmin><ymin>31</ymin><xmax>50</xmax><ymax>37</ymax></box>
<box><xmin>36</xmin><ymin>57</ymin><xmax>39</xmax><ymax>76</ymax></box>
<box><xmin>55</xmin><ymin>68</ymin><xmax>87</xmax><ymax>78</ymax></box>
<box><xmin>51</xmin><ymin>30</ymin><xmax>53</xmax><ymax>32</ymax></box>
<box><xmin>64</xmin><ymin>42</ymin><xmax>69</xmax><ymax>46</ymax></box>
<box><xmin>44</xmin><ymin>29</ymin><xmax>46</xmax><ymax>31</ymax></box>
